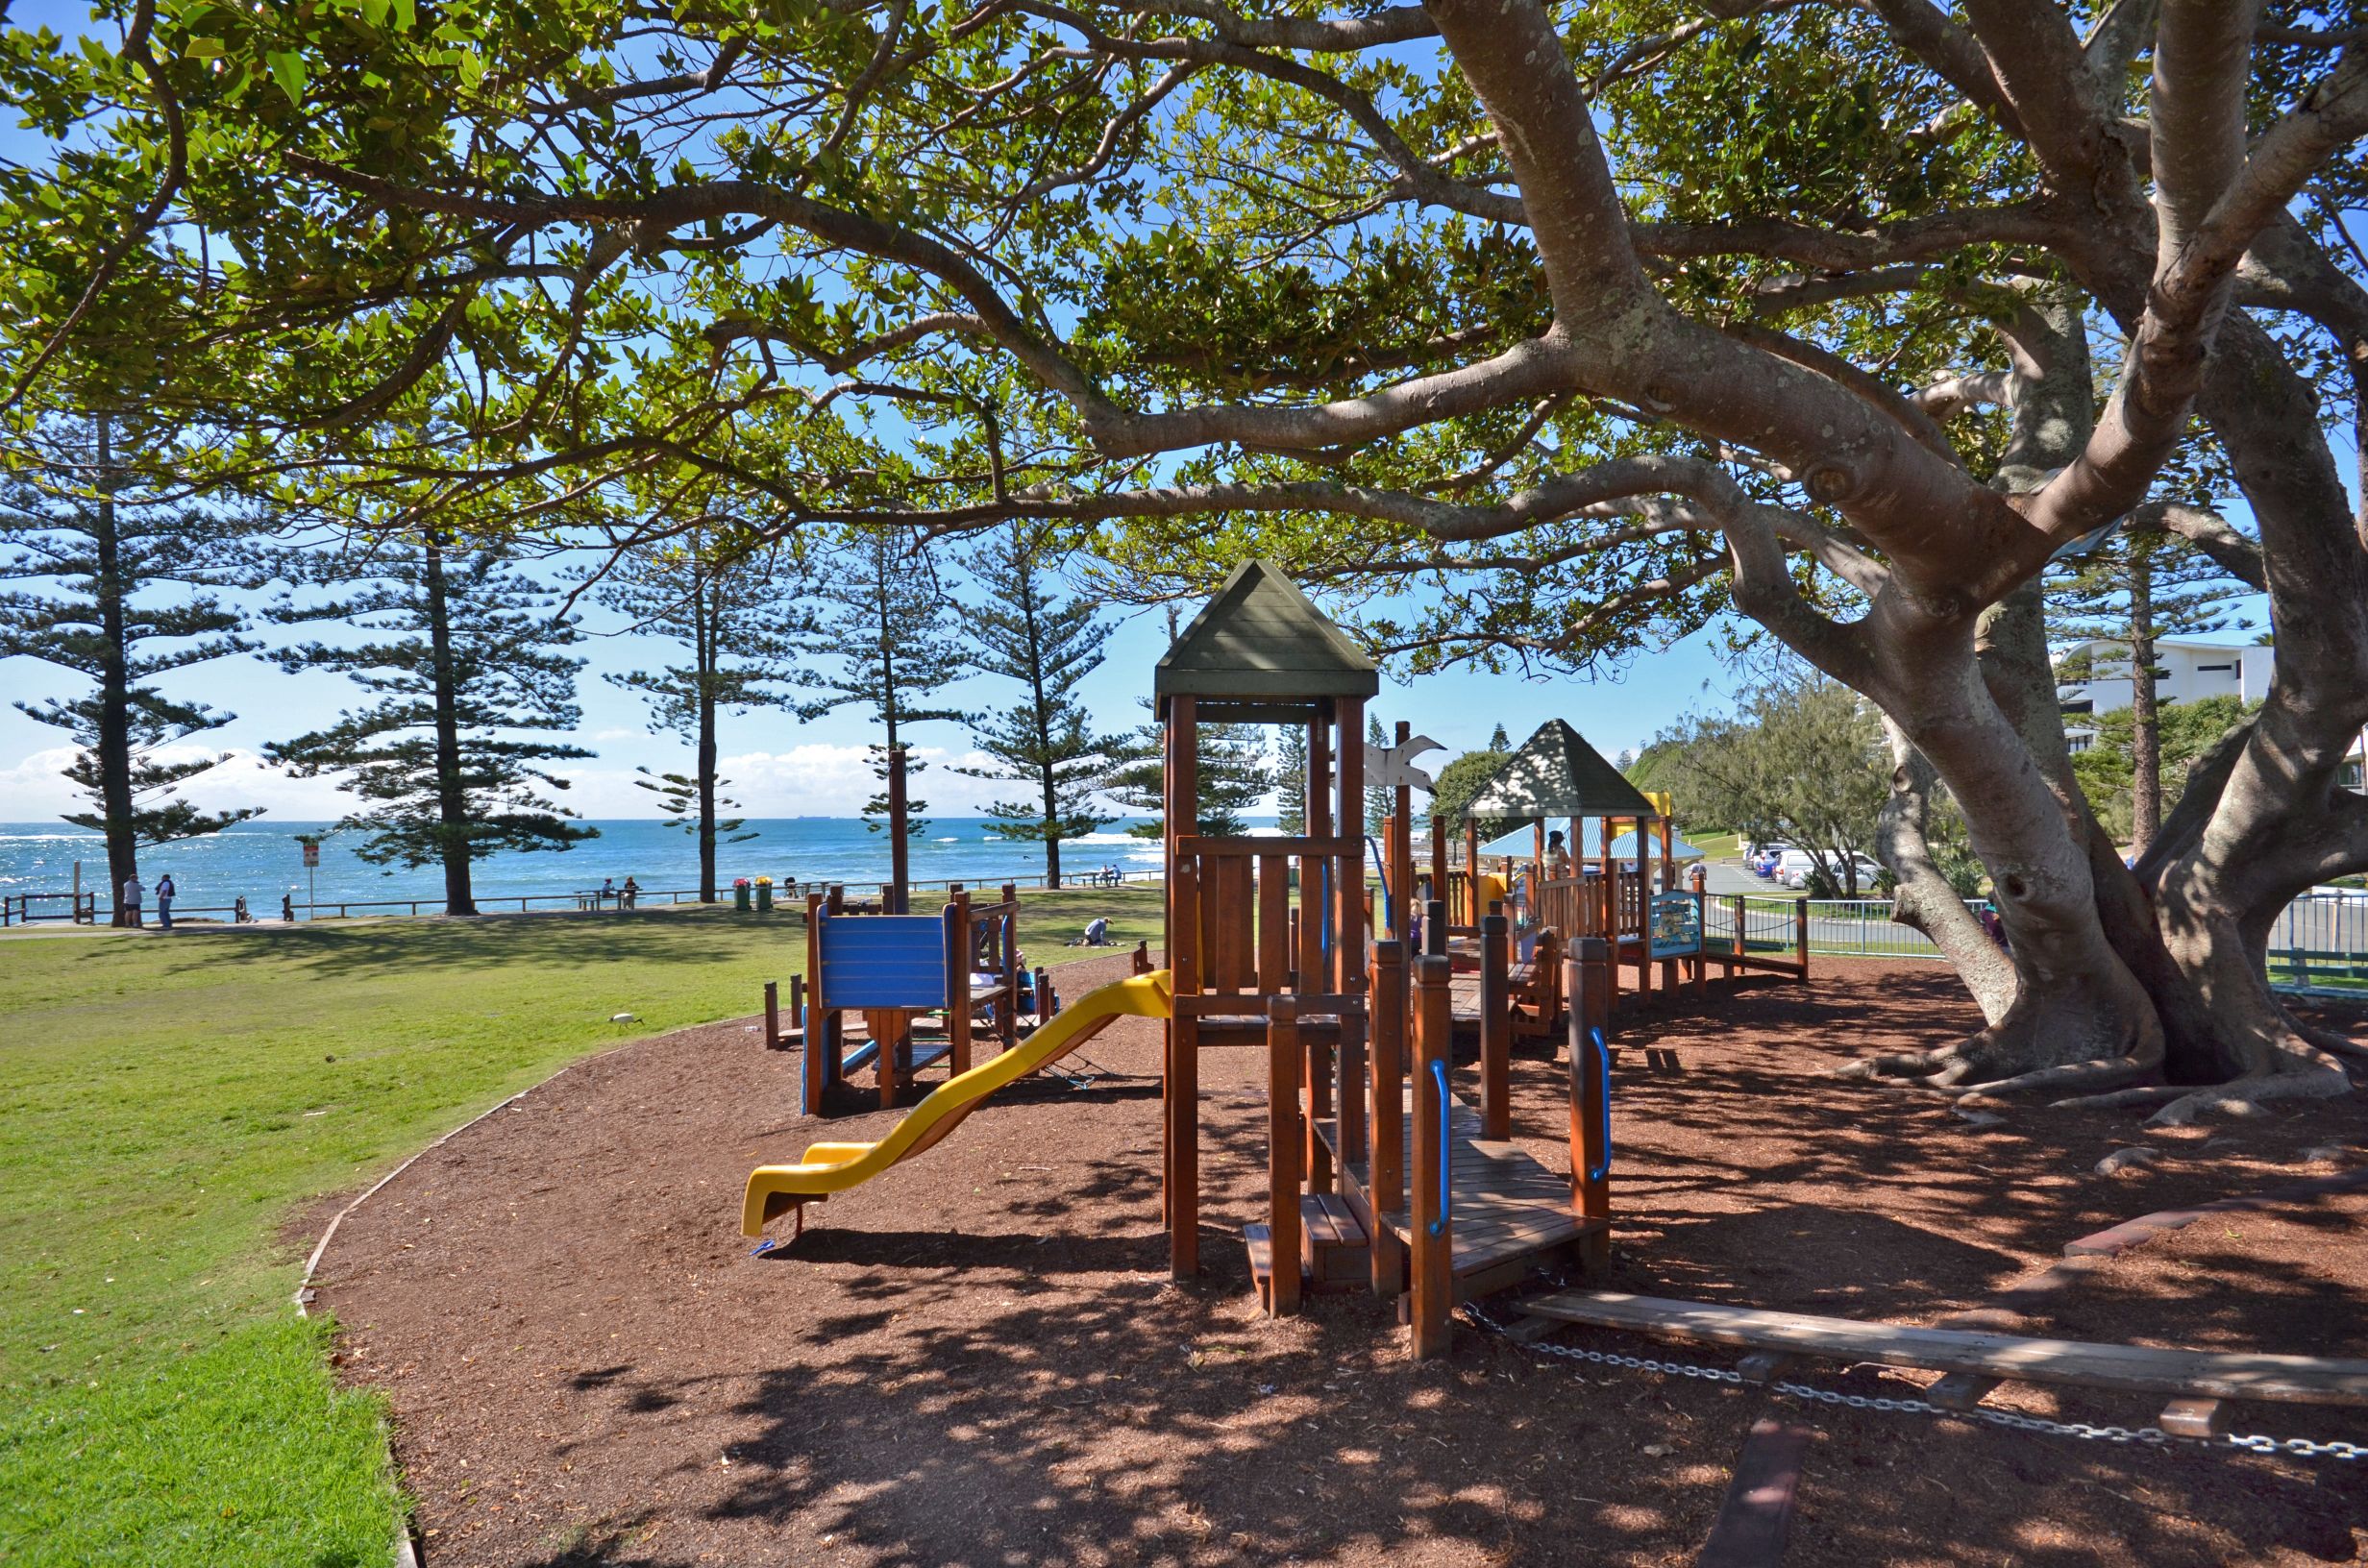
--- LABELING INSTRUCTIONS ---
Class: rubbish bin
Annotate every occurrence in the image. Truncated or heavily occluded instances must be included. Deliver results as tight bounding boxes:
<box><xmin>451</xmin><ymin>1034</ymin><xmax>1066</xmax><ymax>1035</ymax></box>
<box><xmin>756</xmin><ymin>881</ymin><xmax>774</xmax><ymax>913</ymax></box>
<box><xmin>734</xmin><ymin>881</ymin><xmax>752</xmax><ymax>912</ymax></box>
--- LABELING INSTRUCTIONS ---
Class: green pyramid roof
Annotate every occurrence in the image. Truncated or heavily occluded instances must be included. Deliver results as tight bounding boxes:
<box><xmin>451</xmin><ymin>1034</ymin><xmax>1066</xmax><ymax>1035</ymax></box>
<box><xmin>1153</xmin><ymin>558</ymin><xmax>1379</xmax><ymax>708</ymax></box>
<box><xmin>1461</xmin><ymin>719</ymin><xmax>1657</xmax><ymax>821</ymax></box>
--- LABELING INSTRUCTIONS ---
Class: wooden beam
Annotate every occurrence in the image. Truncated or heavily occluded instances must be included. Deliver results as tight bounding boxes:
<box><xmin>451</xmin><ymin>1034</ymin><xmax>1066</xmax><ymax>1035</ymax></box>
<box><xmin>1517</xmin><ymin>1291</ymin><xmax>2368</xmax><ymax>1406</ymax></box>
<box><xmin>1369</xmin><ymin>939</ymin><xmax>1407</xmax><ymax>1300</ymax></box>
<box><xmin>1479</xmin><ymin>914</ymin><xmax>1511</xmax><ymax>1140</ymax></box>
<box><xmin>1268</xmin><ymin>997</ymin><xmax>1303</xmax><ymax>1317</ymax></box>
<box><xmin>1695</xmin><ymin>1418</ymin><xmax>1813</xmax><ymax>1568</ymax></box>
<box><xmin>1410</xmin><ymin>953</ymin><xmax>1454</xmax><ymax>1360</ymax></box>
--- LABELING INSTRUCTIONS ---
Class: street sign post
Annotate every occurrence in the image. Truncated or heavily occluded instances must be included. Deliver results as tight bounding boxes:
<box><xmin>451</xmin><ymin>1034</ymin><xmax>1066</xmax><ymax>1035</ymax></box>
<box><xmin>298</xmin><ymin>838</ymin><xmax>321</xmax><ymax>921</ymax></box>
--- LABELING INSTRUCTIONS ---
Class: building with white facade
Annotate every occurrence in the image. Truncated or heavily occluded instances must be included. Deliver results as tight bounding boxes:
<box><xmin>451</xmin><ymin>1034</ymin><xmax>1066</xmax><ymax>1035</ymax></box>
<box><xmin>2055</xmin><ymin>637</ymin><xmax>2363</xmax><ymax>789</ymax></box>
<box><xmin>2054</xmin><ymin>638</ymin><xmax>2273</xmax><ymax>753</ymax></box>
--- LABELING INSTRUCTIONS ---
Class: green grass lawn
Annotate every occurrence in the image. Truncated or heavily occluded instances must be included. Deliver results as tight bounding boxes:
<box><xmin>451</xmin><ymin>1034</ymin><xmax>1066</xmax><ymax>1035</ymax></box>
<box><xmin>0</xmin><ymin>885</ymin><xmax>1162</xmax><ymax>1567</ymax></box>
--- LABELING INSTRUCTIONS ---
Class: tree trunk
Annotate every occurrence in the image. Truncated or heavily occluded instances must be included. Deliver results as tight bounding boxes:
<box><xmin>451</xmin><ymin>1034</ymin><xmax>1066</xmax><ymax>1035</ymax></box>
<box><xmin>1042</xmin><ymin>764</ymin><xmax>1063</xmax><ymax>889</ymax></box>
<box><xmin>697</xmin><ymin>572</ymin><xmax>719</xmax><ymax>904</ymax></box>
<box><xmin>2129</xmin><ymin>562</ymin><xmax>2161</xmax><ymax>857</ymax></box>
<box><xmin>90</xmin><ymin>416</ymin><xmax>139</xmax><ymax>926</ymax></box>
<box><xmin>422</xmin><ymin>533</ymin><xmax>477</xmax><ymax>918</ymax></box>
<box><xmin>1859</xmin><ymin>607</ymin><xmax>2164</xmax><ymax>1092</ymax></box>
<box><xmin>1873</xmin><ymin>715</ymin><xmax>2014</xmax><ymax>1023</ymax></box>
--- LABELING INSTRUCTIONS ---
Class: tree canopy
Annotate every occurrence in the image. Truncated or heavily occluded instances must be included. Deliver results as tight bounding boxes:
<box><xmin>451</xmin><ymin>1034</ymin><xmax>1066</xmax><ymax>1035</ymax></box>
<box><xmin>6</xmin><ymin>0</ymin><xmax>2367</xmax><ymax>1114</ymax></box>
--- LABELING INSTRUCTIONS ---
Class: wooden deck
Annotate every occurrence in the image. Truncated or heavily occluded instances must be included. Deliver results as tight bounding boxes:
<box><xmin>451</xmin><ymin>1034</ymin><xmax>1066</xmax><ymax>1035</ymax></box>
<box><xmin>1319</xmin><ymin>1088</ymin><xmax>1601</xmax><ymax>1300</ymax></box>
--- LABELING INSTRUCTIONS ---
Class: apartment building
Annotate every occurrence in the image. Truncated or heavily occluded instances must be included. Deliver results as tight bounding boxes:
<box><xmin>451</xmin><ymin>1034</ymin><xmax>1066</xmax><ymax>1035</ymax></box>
<box><xmin>2055</xmin><ymin>637</ymin><xmax>2363</xmax><ymax>788</ymax></box>
<box><xmin>2054</xmin><ymin>638</ymin><xmax>2272</xmax><ymax>753</ymax></box>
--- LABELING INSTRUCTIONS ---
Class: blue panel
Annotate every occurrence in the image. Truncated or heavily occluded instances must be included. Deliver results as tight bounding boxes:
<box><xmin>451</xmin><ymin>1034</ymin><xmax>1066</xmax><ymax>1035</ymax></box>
<box><xmin>819</xmin><ymin>915</ymin><xmax>949</xmax><ymax>1008</ymax></box>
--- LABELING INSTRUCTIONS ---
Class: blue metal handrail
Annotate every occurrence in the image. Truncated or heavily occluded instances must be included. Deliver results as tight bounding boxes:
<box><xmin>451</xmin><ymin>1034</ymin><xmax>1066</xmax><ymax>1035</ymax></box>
<box><xmin>1586</xmin><ymin>1026</ymin><xmax>1613</xmax><ymax>1184</ymax></box>
<box><xmin>1428</xmin><ymin>1058</ymin><xmax>1452</xmax><ymax>1237</ymax></box>
<box><xmin>1367</xmin><ymin>835</ymin><xmax>1395</xmax><ymax>934</ymax></box>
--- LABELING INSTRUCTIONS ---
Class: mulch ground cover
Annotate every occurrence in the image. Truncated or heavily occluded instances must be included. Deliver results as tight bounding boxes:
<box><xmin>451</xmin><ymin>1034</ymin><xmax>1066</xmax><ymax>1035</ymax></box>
<box><xmin>314</xmin><ymin>955</ymin><xmax>2368</xmax><ymax>1566</ymax></box>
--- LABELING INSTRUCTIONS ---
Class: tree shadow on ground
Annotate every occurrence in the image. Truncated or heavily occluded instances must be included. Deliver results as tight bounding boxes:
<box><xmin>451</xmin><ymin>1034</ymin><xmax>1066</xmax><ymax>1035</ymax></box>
<box><xmin>322</xmin><ymin>957</ymin><xmax>2368</xmax><ymax>1568</ymax></box>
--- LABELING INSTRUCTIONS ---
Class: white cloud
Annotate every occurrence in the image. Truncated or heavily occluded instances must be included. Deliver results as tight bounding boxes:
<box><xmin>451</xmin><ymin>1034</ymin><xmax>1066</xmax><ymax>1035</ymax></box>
<box><xmin>0</xmin><ymin>745</ymin><xmax>355</xmax><ymax>820</ymax></box>
<box><xmin>553</xmin><ymin>742</ymin><xmax>1021</xmax><ymax>818</ymax></box>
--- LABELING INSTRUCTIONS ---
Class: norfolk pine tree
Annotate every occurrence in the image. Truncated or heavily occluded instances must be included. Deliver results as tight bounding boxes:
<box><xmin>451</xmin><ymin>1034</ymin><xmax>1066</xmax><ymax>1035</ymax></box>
<box><xmin>0</xmin><ymin>416</ymin><xmax>263</xmax><ymax>922</ymax></box>
<box><xmin>266</xmin><ymin>529</ymin><xmax>595</xmax><ymax>917</ymax></box>
<box><xmin>600</xmin><ymin>525</ymin><xmax>802</xmax><ymax>900</ymax></box>
<box><xmin>956</xmin><ymin>524</ymin><xmax>1117</xmax><ymax>886</ymax></box>
<box><xmin>791</xmin><ymin>532</ymin><xmax>969</xmax><ymax>837</ymax></box>
<box><xmin>2048</xmin><ymin>524</ymin><xmax>2254</xmax><ymax>858</ymax></box>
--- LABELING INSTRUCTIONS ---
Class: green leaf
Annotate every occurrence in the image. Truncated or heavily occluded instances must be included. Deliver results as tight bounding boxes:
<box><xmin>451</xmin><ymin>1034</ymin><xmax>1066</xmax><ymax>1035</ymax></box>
<box><xmin>265</xmin><ymin>50</ymin><xmax>308</xmax><ymax>107</ymax></box>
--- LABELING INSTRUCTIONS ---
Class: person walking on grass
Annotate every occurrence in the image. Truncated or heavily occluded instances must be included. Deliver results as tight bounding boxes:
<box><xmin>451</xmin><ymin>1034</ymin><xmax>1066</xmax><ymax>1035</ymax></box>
<box><xmin>119</xmin><ymin>874</ymin><xmax>143</xmax><ymax>929</ymax></box>
<box><xmin>155</xmin><ymin>873</ymin><xmax>176</xmax><ymax>932</ymax></box>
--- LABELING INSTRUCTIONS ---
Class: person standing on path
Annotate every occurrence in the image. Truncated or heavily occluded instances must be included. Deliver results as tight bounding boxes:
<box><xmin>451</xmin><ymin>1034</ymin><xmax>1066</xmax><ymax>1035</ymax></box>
<box><xmin>119</xmin><ymin>874</ymin><xmax>143</xmax><ymax>928</ymax></box>
<box><xmin>155</xmin><ymin>873</ymin><xmax>176</xmax><ymax>931</ymax></box>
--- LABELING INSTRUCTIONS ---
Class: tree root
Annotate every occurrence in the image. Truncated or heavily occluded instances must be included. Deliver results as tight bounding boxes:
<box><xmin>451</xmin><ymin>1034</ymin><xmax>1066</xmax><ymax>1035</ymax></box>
<box><xmin>1831</xmin><ymin>1044</ymin><xmax>1968</xmax><ymax>1082</ymax></box>
<box><xmin>2048</xmin><ymin>1083</ymin><xmax>2190</xmax><ymax>1111</ymax></box>
<box><xmin>2140</xmin><ymin>1066</ymin><xmax>2354</xmax><ymax>1127</ymax></box>
<box><xmin>1954</xmin><ymin>1055</ymin><xmax>2158</xmax><ymax>1100</ymax></box>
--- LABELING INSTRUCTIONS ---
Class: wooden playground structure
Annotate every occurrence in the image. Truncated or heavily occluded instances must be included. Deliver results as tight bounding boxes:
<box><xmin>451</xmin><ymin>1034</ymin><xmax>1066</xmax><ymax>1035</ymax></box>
<box><xmin>1437</xmin><ymin>719</ymin><xmax>1811</xmax><ymax>1017</ymax></box>
<box><xmin>764</xmin><ymin>747</ymin><xmax>1044</xmax><ymax>1115</ymax></box>
<box><xmin>1154</xmin><ymin>561</ymin><xmax>1615</xmax><ymax>1357</ymax></box>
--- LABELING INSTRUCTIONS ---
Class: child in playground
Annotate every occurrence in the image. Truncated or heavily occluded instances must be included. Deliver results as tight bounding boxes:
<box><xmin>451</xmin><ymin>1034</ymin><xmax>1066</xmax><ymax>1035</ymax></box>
<box><xmin>1547</xmin><ymin>829</ymin><xmax>1573</xmax><ymax>879</ymax></box>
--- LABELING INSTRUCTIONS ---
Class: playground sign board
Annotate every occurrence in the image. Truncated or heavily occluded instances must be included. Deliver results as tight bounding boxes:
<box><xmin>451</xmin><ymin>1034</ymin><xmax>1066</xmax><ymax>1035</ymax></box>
<box><xmin>1648</xmin><ymin>890</ymin><xmax>1702</xmax><ymax>959</ymax></box>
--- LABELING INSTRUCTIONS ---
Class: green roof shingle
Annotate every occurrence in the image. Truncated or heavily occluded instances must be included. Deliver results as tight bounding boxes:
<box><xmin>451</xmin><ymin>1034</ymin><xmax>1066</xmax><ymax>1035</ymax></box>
<box><xmin>1153</xmin><ymin>558</ymin><xmax>1379</xmax><ymax>708</ymax></box>
<box><xmin>1461</xmin><ymin>719</ymin><xmax>1657</xmax><ymax>821</ymax></box>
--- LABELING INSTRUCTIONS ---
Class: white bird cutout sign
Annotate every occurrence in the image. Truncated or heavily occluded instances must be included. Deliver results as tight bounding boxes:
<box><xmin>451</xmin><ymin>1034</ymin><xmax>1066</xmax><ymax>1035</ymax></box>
<box><xmin>1363</xmin><ymin>733</ymin><xmax>1444</xmax><ymax>793</ymax></box>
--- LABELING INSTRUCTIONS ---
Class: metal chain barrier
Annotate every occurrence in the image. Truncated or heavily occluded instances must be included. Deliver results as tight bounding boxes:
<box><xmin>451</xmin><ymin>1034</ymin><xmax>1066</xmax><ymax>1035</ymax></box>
<box><xmin>1460</xmin><ymin>1303</ymin><xmax>2364</xmax><ymax>1462</ymax></box>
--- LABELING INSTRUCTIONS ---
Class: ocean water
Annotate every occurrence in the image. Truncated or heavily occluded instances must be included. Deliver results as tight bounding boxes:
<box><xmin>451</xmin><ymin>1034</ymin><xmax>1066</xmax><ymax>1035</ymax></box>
<box><xmin>0</xmin><ymin>817</ymin><xmax>1228</xmax><ymax>914</ymax></box>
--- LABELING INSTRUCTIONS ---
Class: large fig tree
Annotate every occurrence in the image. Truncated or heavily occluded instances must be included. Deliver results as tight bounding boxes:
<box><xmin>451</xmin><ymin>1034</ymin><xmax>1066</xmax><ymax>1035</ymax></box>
<box><xmin>5</xmin><ymin>0</ymin><xmax>2365</xmax><ymax>1117</ymax></box>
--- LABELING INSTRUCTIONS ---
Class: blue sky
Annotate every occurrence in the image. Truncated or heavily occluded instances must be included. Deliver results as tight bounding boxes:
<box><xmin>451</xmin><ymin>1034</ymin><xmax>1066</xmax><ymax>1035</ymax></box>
<box><xmin>0</xmin><ymin>3</ymin><xmax>2325</xmax><ymax>822</ymax></box>
<box><xmin>0</xmin><ymin>561</ymin><xmax>1752</xmax><ymax>820</ymax></box>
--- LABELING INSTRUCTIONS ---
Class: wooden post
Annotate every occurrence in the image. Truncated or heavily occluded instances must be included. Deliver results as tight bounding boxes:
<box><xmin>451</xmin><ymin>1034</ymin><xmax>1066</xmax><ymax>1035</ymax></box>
<box><xmin>1369</xmin><ymin>939</ymin><xmax>1407</xmax><ymax>1298</ymax></box>
<box><xmin>1165</xmin><ymin>698</ymin><xmax>1198</xmax><ymax>1276</ymax></box>
<box><xmin>1795</xmin><ymin>896</ymin><xmax>1812</xmax><ymax>980</ymax></box>
<box><xmin>1480</xmin><ymin>913</ymin><xmax>1511</xmax><ymax>1140</ymax></box>
<box><xmin>1268</xmin><ymin>996</ymin><xmax>1303</xmax><ymax>1317</ymax></box>
<box><xmin>1000</xmin><ymin>881</ymin><xmax>1021</xmax><ymax>1048</ymax></box>
<box><xmin>1431</xmin><ymin>813</ymin><xmax>1448</xmax><ymax>928</ymax></box>
<box><xmin>1304</xmin><ymin>708</ymin><xmax>1332</xmax><ymax>994</ymax></box>
<box><xmin>1728</xmin><ymin>892</ymin><xmax>1746</xmax><ymax>977</ymax></box>
<box><xmin>948</xmin><ymin>891</ymin><xmax>973</xmax><ymax>1076</ymax></box>
<box><xmin>1567</xmin><ymin>945</ymin><xmax>1614</xmax><ymax>1276</ymax></box>
<box><xmin>887</xmin><ymin>745</ymin><xmax>910</xmax><ymax>915</ymax></box>
<box><xmin>1392</xmin><ymin>719</ymin><xmax>1415</xmax><ymax>947</ymax></box>
<box><xmin>1034</xmin><ymin>965</ymin><xmax>1051</xmax><ymax>1022</ymax></box>
<box><xmin>789</xmin><ymin>974</ymin><xmax>805</xmax><ymax>1043</ymax></box>
<box><xmin>803</xmin><ymin>892</ymin><xmax>829</xmax><ymax>1113</ymax></box>
<box><xmin>1597</xmin><ymin>819</ymin><xmax>1619</xmax><ymax>1008</ymax></box>
<box><xmin>764</xmin><ymin>980</ymin><xmax>780</xmax><ymax>1052</ymax></box>
<box><xmin>1334</xmin><ymin>698</ymin><xmax>1368</xmax><ymax>1232</ymax></box>
<box><xmin>1410</xmin><ymin>953</ymin><xmax>1454</xmax><ymax>1359</ymax></box>
<box><xmin>1692</xmin><ymin>886</ymin><xmax>1709</xmax><ymax>997</ymax></box>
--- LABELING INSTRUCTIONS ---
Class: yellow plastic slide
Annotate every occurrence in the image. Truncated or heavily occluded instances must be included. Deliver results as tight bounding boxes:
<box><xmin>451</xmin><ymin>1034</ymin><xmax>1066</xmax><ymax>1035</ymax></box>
<box><xmin>742</xmin><ymin>968</ymin><xmax>1173</xmax><ymax>1236</ymax></box>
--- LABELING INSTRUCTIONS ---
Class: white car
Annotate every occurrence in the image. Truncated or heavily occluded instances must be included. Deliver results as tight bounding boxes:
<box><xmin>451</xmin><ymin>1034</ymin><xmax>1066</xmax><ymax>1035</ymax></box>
<box><xmin>1779</xmin><ymin>852</ymin><xmax>1882</xmax><ymax>893</ymax></box>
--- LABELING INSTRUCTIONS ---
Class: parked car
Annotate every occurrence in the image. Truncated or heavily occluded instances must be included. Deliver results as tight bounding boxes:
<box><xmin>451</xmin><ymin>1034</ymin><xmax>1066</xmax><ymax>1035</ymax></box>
<box><xmin>1747</xmin><ymin>844</ymin><xmax>1790</xmax><ymax>877</ymax></box>
<box><xmin>1779</xmin><ymin>852</ymin><xmax>1883</xmax><ymax>894</ymax></box>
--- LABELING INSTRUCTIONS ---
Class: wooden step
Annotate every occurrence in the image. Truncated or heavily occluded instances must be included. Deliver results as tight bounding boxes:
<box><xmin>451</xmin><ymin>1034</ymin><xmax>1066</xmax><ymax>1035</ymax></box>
<box><xmin>1300</xmin><ymin>1193</ymin><xmax>1370</xmax><ymax>1292</ymax></box>
<box><xmin>1518</xmin><ymin>1290</ymin><xmax>2368</xmax><ymax>1407</ymax></box>
<box><xmin>1244</xmin><ymin>1224</ymin><xmax>1275</xmax><ymax>1313</ymax></box>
